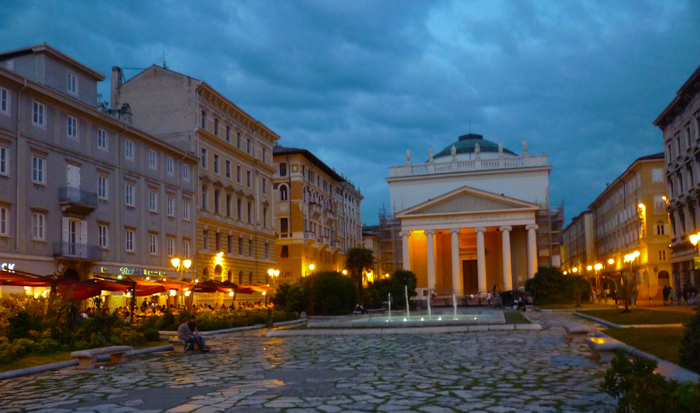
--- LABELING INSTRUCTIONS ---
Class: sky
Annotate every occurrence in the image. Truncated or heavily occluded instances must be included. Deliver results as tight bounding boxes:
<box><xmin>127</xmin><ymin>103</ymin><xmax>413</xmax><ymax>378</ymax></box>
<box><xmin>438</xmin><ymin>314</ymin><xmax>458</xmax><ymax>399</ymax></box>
<box><xmin>2</xmin><ymin>0</ymin><xmax>699</xmax><ymax>226</ymax></box>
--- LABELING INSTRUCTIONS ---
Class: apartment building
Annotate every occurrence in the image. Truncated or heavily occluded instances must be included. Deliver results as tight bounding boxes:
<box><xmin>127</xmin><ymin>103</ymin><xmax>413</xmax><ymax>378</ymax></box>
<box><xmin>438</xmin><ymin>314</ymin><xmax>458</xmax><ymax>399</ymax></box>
<box><xmin>113</xmin><ymin>65</ymin><xmax>279</xmax><ymax>293</ymax></box>
<box><xmin>588</xmin><ymin>153</ymin><xmax>671</xmax><ymax>306</ymax></box>
<box><xmin>0</xmin><ymin>45</ymin><xmax>198</xmax><ymax>295</ymax></box>
<box><xmin>272</xmin><ymin>145</ymin><xmax>363</xmax><ymax>282</ymax></box>
<box><xmin>654</xmin><ymin>63</ymin><xmax>700</xmax><ymax>300</ymax></box>
<box><xmin>562</xmin><ymin>210</ymin><xmax>594</xmax><ymax>276</ymax></box>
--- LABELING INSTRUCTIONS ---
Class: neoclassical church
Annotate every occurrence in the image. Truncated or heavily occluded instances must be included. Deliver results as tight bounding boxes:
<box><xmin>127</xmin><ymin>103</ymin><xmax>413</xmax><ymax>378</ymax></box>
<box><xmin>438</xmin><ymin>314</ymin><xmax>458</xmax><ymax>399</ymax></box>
<box><xmin>386</xmin><ymin>133</ymin><xmax>561</xmax><ymax>297</ymax></box>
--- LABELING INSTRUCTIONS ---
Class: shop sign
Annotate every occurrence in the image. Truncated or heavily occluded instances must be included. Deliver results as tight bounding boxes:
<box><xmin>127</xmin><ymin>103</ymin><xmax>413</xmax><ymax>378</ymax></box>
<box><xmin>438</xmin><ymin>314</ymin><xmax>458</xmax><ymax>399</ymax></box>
<box><xmin>98</xmin><ymin>266</ymin><xmax>166</xmax><ymax>277</ymax></box>
<box><xmin>1</xmin><ymin>263</ymin><xmax>16</xmax><ymax>272</ymax></box>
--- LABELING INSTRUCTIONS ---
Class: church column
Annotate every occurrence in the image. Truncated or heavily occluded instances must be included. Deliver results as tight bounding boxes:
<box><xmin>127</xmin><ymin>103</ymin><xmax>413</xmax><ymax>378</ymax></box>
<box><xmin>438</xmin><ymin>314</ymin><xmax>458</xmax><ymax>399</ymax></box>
<box><xmin>500</xmin><ymin>226</ymin><xmax>513</xmax><ymax>291</ymax></box>
<box><xmin>526</xmin><ymin>224</ymin><xmax>538</xmax><ymax>279</ymax></box>
<box><xmin>449</xmin><ymin>228</ymin><xmax>461</xmax><ymax>295</ymax></box>
<box><xmin>400</xmin><ymin>231</ymin><xmax>411</xmax><ymax>271</ymax></box>
<box><xmin>426</xmin><ymin>230</ymin><xmax>436</xmax><ymax>290</ymax></box>
<box><xmin>475</xmin><ymin>227</ymin><xmax>487</xmax><ymax>293</ymax></box>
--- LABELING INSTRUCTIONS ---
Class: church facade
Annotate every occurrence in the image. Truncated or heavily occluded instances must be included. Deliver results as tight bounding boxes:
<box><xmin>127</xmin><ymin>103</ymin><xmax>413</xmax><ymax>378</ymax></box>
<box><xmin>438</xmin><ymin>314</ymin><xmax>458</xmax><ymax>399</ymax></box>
<box><xmin>386</xmin><ymin>133</ymin><xmax>556</xmax><ymax>297</ymax></box>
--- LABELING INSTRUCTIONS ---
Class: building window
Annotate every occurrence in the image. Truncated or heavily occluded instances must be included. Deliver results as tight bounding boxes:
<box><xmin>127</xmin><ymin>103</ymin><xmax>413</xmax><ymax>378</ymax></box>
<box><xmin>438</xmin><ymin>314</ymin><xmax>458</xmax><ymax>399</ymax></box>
<box><xmin>215</xmin><ymin>233</ymin><xmax>221</xmax><ymax>251</ymax></box>
<box><xmin>280</xmin><ymin>185</ymin><xmax>288</xmax><ymax>201</ymax></box>
<box><xmin>125</xmin><ymin>183</ymin><xmax>135</xmax><ymax>206</ymax></box>
<box><xmin>214</xmin><ymin>190</ymin><xmax>220</xmax><ymax>214</ymax></box>
<box><xmin>166</xmin><ymin>157</ymin><xmax>174</xmax><ymax>175</ymax></box>
<box><xmin>237</xmin><ymin>198</ymin><xmax>242</xmax><ymax>220</ymax></box>
<box><xmin>67</xmin><ymin>116</ymin><xmax>78</xmax><ymax>139</ymax></box>
<box><xmin>659</xmin><ymin>250</ymin><xmax>666</xmax><ymax>260</ymax></box>
<box><xmin>167</xmin><ymin>236</ymin><xmax>175</xmax><ymax>257</ymax></box>
<box><xmin>149</xmin><ymin>233</ymin><xmax>158</xmax><ymax>255</ymax></box>
<box><xmin>183</xmin><ymin>200</ymin><xmax>191</xmax><ymax>220</ymax></box>
<box><xmin>279</xmin><ymin>163</ymin><xmax>287</xmax><ymax>177</ymax></box>
<box><xmin>201</xmin><ymin>110</ymin><xmax>206</xmax><ymax>129</ymax></box>
<box><xmin>201</xmin><ymin>185</ymin><xmax>208</xmax><ymax>210</ymax></box>
<box><xmin>167</xmin><ymin>196</ymin><xmax>175</xmax><ymax>217</ymax></box>
<box><xmin>236</xmin><ymin>165</ymin><xmax>241</xmax><ymax>183</ymax></box>
<box><xmin>125</xmin><ymin>140</ymin><xmax>134</xmax><ymax>160</ymax></box>
<box><xmin>0</xmin><ymin>87</ymin><xmax>8</xmax><ymax>114</ymax></box>
<box><xmin>247</xmin><ymin>139</ymin><xmax>251</xmax><ymax>155</ymax></box>
<box><xmin>0</xmin><ymin>146</ymin><xmax>8</xmax><ymax>175</ymax></box>
<box><xmin>66</xmin><ymin>72</ymin><xmax>77</xmax><ymax>94</ymax></box>
<box><xmin>200</xmin><ymin>147</ymin><xmax>207</xmax><ymax>169</ymax></box>
<box><xmin>238</xmin><ymin>237</ymin><xmax>243</xmax><ymax>255</ymax></box>
<box><xmin>226</xmin><ymin>194</ymin><xmax>232</xmax><ymax>217</ymax></box>
<box><xmin>149</xmin><ymin>149</ymin><xmax>157</xmax><ymax>169</ymax></box>
<box><xmin>249</xmin><ymin>240</ymin><xmax>253</xmax><ymax>257</ymax></box>
<box><xmin>125</xmin><ymin>229</ymin><xmax>134</xmax><ymax>252</ymax></box>
<box><xmin>32</xmin><ymin>101</ymin><xmax>45</xmax><ymax>126</ymax></box>
<box><xmin>203</xmin><ymin>229</ymin><xmax>209</xmax><ymax>250</ymax></box>
<box><xmin>99</xmin><ymin>225</ymin><xmax>108</xmax><ymax>249</ymax></box>
<box><xmin>263</xmin><ymin>207</ymin><xmax>267</xmax><ymax>228</ymax></box>
<box><xmin>281</xmin><ymin>245</ymin><xmax>289</xmax><ymax>257</ymax></box>
<box><xmin>657</xmin><ymin>222</ymin><xmax>666</xmax><ymax>235</ymax></box>
<box><xmin>262</xmin><ymin>148</ymin><xmax>266</xmax><ymax>163</ymax></box>
<box><xmin>225</xmin><ymin>159</ymin><xmax>231</xmax><ymax>179</ymax></box>
<box><xmin>31</xmin><ymin>155</ymin><xmax>45</xmax><ymax>184</ymax></box>
<box><xmin>280</xmin><ymin>217</ymin><xmax>288</xmax><ymax>234</ymax></box>
<box><xmin>183</xmin><ymin>239</ymin><xmax>190</xmax><ymax>258</ymax></box>
<box><xmin>262</xmin><ymin>178</ymin><xmax>267</xmax><ymax>195</ymax></box>
<box><xmin>183</xmin><ymin>164</ymin><xmax>190</xmax><ymax>181</ymax></box>
<box><xmin>97</xmin><ymin>128</ymin><xmax>107</xmax><ymax>150</ymax></box>
<box><xmin>226</xmin><ymin>126</ymin><xmax>231</xmax><ymax>143</ymax></box>
<box><xmin>237</xmin><ymin>132</ymin><xmax>241</xmax><ymax>149</ymax></box>
<box><xmin>265</xmin><ymin>243</ymin><xmax>269</xmax><ymax>259</ymax></box>
<box><xmin>98</xmin><ymin>175</ymin><xmax>108</xmax><ymax>200</ymax></box>
<box><xmin>0</xmin><ymin>206</ymin><xmax>6</xmax><ymax>235</ymax></box>
<box><xmin>247</xmin><ymin>202</ymin><xmax>252</xmax><ymax>224</ymax></box>
<box><xmin>227</xmin><ymin>235</ymin><xmax>233</xmax><ymax>253</ymax></box>
<box><xmin>149</xmin><ymin>191</ymin><xmax>158</xmax><ymax>212</ymax></box>
<box><xmin>32</xmin><ymin>213</ymin><xmax>45</xmax><ymax>240</ymax></box>
<box><xmin>213</xmin><ymin>153</ymin><xmax>219</xmax><ymax>174</ymax></box>
<box><xmin>214</xmin><ymin>118</ymin><xmax>219</xmax><ymax>136</ymax></box>
<box><xmin>246</xmin><ymin>170</ymin><xmax>251</xmax><ymax>188</ymax></box>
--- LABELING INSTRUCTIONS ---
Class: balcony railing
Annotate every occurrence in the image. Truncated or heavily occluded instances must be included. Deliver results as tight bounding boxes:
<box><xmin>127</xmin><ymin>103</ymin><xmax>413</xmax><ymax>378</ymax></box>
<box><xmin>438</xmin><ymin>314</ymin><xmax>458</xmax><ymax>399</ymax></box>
<box><xmin>59</xmin><ymin>187</ymin><xmax>98</xmax><ymax>214</ymax></box>
<box><xmin>304</xmin><ymin>232</ymin><xmax>316</xmax><ymax>241</ymax></box>
<box><xmin>53</xmin><ymin>242</ymin><xmax>102</xmax><ymax>260</ymax></box>
<box><xmin>388</xmin><ymin>154</ymin><xmax>549</xmax><ymax>178</ymax></box>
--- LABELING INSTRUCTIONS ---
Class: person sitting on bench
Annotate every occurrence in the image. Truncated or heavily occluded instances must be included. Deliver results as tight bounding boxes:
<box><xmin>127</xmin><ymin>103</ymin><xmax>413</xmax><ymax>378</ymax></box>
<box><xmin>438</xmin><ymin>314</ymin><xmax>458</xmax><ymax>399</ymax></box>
<box><xmin>178</xmin><ymin>316</ymin><xmax>209</xmax><ymax>352</ymax></box>
<box><xmin>517</xmin><ymin>296</ymin><xmax>526</xmax><ymax>311</ymax></box>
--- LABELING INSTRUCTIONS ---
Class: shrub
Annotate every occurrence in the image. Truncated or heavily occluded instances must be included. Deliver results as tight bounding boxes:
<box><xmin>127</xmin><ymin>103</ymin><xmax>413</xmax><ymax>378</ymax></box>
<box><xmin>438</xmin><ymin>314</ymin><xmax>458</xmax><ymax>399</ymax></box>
<box><xmin>12</xmin><ymin>338</ymin><xmax>34</xmax><ymax>357</ymax></box>
<box><xmin>303</xmin><ymin>271</ymin><xmax>357</xmax><ymax>315</ymax></box>
<box><xmin>273</xmin><ymin>283</ymin><xmax>307</xmax><ymax>313</ymax></box>
<box><xmin>33</xmin><ymin>338</ymin><xmax>61</xmax><ymax>355</ymax></box>
<box><xmin>365</xmin><ymin>270</ymin><xmax>417</xmax><ymax>310</ymax></box>
<box><xmin>143</xmin><ymin>329</ymin><xmax>161</xmax><ymax>342</ymax></box>
<box><xmin>156</xmin><ymin>311</ymin><xmax>176</xmax><ymax>331</ymax></box>
<box><xmin>525</xmin><ymin>267</ymin><xmax>591</xmax><ymax>305</ymax></box>
<box><xmin>679</xmin><ymin>306</ymin><xmax>700</xmax><ymax>374</ymax></box>
<box><xmin>7</xmin><ymin>311</ymin><xmax>43</xmax><ymax>341</ymax></box>
<box><xmin>601</xmin><ymin>350</ymin><xmax>700</xmax><ymax>413</ymax></box>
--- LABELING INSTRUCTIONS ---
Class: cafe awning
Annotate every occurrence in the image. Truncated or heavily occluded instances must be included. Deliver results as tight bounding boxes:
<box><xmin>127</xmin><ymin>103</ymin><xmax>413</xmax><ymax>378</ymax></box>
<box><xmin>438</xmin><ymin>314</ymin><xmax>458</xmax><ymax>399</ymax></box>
<box><xmin>236</xmin><ymin>283</ymin><xmax>275</xmax><ymax>295</ymax></box>
<box><xmin>0</xmin><ymin>269</ymin><xmax>52</xmax><ymax>287</ymax></box>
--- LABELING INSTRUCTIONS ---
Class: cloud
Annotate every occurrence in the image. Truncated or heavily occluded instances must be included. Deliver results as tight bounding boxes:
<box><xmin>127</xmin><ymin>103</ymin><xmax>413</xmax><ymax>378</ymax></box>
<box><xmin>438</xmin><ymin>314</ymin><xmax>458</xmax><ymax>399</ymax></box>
<box><xmin>1</xmin><ymin>0</ymin><xmax>699</xmax><ymax>225</ymax></box>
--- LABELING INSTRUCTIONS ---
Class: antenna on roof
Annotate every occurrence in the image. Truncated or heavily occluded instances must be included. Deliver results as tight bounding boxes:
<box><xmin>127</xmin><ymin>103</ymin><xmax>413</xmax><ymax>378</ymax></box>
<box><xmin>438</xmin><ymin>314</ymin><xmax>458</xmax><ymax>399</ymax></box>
<box><xmin>158</xmin><ymin>50</ymin><xmax>169</xmax><ymax>69</ymax></box>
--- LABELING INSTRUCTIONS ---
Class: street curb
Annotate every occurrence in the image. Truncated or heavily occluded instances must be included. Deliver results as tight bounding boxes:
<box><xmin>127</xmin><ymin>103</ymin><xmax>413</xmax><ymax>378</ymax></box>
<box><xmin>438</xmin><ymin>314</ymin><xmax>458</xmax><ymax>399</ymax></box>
<box><xmin>534</xmin><ymin>307</ymin><xmax>614</xmax><ymax>312</ymax></box>
<box><xmin>573</xmin><ymin>311</ymin><xmax>686</xmax><ymax>329</ymax></box>
<box><xmin>0</xmin><ymin>344</ymin><xmax>175</xmax><ymax>381</ymax></box>
<box><xmin>158</xmin><ymin>318</ymin><xmax>306</xmax><ymax>338</ymax></box>
<box><xmin>593</xmin><ymin>331</ymin><xmax>700</xmax><ymax>383</ymax></box>
<box><xmin>265</xmin><ymin>323</ymin><xmax>542</xmax><ymax>337</ymax></box>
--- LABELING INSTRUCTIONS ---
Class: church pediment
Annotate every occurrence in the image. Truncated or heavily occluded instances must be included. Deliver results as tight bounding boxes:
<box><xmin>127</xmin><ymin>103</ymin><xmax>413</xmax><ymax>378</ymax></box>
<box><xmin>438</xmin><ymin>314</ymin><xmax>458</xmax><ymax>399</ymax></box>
<box><xmin>397</xmin><ymin>186</ymin><xmax>540</xmax><ymax>217</ymax></box>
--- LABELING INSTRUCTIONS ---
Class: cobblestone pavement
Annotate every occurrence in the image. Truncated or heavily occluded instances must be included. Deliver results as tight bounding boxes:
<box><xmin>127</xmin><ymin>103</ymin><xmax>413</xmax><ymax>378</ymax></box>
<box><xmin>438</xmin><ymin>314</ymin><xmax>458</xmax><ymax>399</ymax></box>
<box><xmin>0</xmin><ymin>311</ymin><xmax>616</xmax><ymax>412</ymax></box>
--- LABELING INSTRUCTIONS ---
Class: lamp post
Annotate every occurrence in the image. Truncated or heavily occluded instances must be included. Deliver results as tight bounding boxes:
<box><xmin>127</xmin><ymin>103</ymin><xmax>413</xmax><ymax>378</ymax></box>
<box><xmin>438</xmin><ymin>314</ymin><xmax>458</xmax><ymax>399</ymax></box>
<box><xmin>171</xmin><ymin>257</ymin><xmax>192</xmax><ymax>308</ymax></box>
<box><xmin>623</xmin><ymin>251</ymin><xmax>640</xmax><ymax>310</ymax></box>
<box><xmin>305</xmin><ymin>264</ymin><xmax>315</xmax><ymax>277</ymax></box>
<box><xmin>594</xmin><ymin>263</ymin><xmax>602</xmax><ymax>303</ymax></box>
<box><xmin>267</xmin><ymin>268</ymin><xmax>280</xmax><ymax>286</ymax></box>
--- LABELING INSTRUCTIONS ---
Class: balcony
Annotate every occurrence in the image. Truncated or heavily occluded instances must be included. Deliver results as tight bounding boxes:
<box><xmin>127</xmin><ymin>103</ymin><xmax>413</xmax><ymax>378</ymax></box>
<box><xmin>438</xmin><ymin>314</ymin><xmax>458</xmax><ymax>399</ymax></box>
<box><xmin>53</xmin><ymin>242</ymin><xmax>102</xmax><ymax>260</ymax></box>
<box><xmin>304</xmin><ymin>232</ymin><xmax>316</xmax><ymax>242</ymax></box>
<box><xmin>318</xmin><ymin>236</ymin><xmax>329</xmax><ymax>245</ymax></box>
<box><xmin>59</xmin><ymin>187</ymin><xmax>98</xmax><ymax>215</ymax></box>
<box><xmin>310</xmin><ymin>202</ymin><xmax>322</xmax><ymax>218</ymax></box>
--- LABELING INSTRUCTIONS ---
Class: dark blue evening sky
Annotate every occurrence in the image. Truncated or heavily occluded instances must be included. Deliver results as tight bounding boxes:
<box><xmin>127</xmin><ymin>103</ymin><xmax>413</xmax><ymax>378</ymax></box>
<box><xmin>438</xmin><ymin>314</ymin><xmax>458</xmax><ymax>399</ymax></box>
<box><xmin>2</xmin><ymin>0</ymin><xmax>699</xmax><ymax>225</ymax></box>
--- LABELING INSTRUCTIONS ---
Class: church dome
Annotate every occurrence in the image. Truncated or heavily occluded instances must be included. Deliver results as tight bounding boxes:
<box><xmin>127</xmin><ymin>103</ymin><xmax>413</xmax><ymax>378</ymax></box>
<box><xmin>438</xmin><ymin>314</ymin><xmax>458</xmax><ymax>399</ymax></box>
<box><xmin>434</xmin><ymin>133</ymin><xmax>518</xmax><ymax>162</ymax></box>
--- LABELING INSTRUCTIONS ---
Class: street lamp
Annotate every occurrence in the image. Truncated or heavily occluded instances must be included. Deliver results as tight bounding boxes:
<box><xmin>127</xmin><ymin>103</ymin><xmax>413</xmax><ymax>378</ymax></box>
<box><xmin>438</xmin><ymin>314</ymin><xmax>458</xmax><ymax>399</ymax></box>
<box><xmin>171</xmin><ymin>257</ymin><xmax>192</xmax><ymax>307</ymax></box>
<box><xmin>267</xmin><ymin>268</ymin><xmax>280</xmax><ymax>286</ymax></box>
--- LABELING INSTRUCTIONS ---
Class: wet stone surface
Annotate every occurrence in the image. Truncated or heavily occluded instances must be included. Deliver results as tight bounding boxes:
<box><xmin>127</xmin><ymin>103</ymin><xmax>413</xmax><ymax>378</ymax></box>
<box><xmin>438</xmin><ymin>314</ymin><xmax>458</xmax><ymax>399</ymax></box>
<box><xmin>0</xmin><ymin>311</ymin><xmax>616</xmax><ymax>412</ymax></box>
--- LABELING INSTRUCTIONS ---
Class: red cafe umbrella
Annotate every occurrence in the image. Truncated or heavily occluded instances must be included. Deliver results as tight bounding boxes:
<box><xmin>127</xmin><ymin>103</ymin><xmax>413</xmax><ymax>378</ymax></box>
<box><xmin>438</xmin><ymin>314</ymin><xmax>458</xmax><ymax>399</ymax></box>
<box><xmin>0</xmin><ymin>269</ymin><xmax>52</xmax><ymax>287</ymax></box>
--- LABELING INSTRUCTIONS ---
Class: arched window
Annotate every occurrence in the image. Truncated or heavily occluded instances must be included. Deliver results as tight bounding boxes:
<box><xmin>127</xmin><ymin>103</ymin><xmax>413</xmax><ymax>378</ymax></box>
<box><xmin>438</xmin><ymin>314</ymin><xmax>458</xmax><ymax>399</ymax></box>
<box><xmin>202</xmin><ymin>267</ymin><xmax>209</xmax><ymax>281</ymax></box>
<box><xmin>249</xmin><ymin>272</ymin><xmax>254</xmax><ymax>283</ymax></box>
<box><xmin>280</xmin><ymin>185</ymin><xmax>288</xmax><ymax>201</ymax></box>
<box><xmin>214</xmin><ymin>264</ymin><xmax>222</xmax><ymax>279</ymax></box>
<box><xmin>239</xmin><ymin>270</ymin><xmax>244</xmax><ymax>284</ymax></box>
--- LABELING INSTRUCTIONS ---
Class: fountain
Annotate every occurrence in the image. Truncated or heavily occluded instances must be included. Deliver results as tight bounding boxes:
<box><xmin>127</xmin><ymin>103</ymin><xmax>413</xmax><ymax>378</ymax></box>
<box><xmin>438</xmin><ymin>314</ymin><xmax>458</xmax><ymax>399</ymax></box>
<box><xmin>388</xmin><ymin>293</ymin><xmax>392</xmax><ymax>319</ymax></box>
<box><xmin>405</xmin><ymin>285</ymin><xmax>410</xmax><ymax>319</ymax></box>
<box><xmin>453</xmin><ymin>293</ymin><xmax>458</xmax><ymax>319</ymax></box>
<box><xmin>427</xmin><ymin>291</ymin><xmax>432</xmax><ymax>318</ymax></box>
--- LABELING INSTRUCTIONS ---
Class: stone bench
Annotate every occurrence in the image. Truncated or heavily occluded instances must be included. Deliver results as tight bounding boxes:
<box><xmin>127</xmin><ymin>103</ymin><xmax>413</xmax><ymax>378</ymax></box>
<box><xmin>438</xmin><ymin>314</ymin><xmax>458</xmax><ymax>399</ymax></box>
<box><xmin>586</xmin><ymin>336</ymin><xmax>626</xmax><ymax>363</ymax></box>
<box><xmin>563</xmin><ymin>322</ymin><xmax>591</xmax><ymax>343</ymax></box>
<box><xmin>71</xmin><ymin>346</ymin><xmax>133</xmax><ymax>369</ymax></box>
<box><xmin>169</xmin><ymin>339</ymin><xmax>186</xmax><ymax>353</ymax></box>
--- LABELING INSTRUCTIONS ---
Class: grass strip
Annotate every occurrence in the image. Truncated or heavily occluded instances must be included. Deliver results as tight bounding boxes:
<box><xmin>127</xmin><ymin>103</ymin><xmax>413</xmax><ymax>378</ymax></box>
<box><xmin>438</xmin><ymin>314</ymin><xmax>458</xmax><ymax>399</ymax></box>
<box><xmin>604</xmin><ymin>327</ymin><xmax>686</xmax><ymax>365</ymax></box>
<box><xmin>579</xmin><ymin>309</ymin><xmax>692</xmax><ymax>325</ymax></box>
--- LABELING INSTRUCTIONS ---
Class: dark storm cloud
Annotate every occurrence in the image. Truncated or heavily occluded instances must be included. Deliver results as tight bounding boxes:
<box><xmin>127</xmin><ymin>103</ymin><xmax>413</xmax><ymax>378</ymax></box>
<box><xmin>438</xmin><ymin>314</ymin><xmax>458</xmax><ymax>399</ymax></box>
<box><xmin>1</xmin><ymin>0</ymin><xmax>699</xmax><ymax>224</ymax></box>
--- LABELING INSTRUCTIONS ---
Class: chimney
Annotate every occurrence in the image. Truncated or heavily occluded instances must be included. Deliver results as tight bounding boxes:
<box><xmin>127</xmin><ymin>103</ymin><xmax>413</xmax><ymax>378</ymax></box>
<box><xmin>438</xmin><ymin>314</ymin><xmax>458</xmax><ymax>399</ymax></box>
<box><xmin>110</xmin><ymin>66</ymin><xmax>123</xmax><ymax>109</ymax></box>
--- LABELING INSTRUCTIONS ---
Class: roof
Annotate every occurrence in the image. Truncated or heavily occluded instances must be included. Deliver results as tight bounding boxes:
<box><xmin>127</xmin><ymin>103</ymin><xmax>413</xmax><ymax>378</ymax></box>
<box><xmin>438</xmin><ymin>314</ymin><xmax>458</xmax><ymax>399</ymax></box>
<box><xmin>653</xmin><ymin>63</ymin><xmax>700</xmax><ymax>130</ymax></box>
<box><xmin>588</xmin><ymin>152</ymin><xmax>665</xmax><ymax>208</ymax></box>
<box><xmin>273</xmin><ymin>145</ymin><xmax>345</xmax><ymax>182</ymax></box>
<box><xmin>434</xmin><ymin>133</ymin><xmax>517</xmax><ymax>159</ymax></box>
<box><xmin>0</xmin><ymin>43</ymin><xmax>106</xmax><ymax>80</ymax></box>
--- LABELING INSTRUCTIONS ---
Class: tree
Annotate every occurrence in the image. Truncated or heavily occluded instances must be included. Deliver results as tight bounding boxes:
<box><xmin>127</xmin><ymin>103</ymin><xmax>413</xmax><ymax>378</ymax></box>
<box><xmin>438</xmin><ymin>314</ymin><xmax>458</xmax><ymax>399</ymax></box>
<box><xmin>365</xmin><ymin>270</ymin><xmax>417</xmax><ymax>310</ymax></box>
<box><xmin>617</xmin><ymin>275</ymin><xmax>638</xmax><ymax>313</ymax></box>
<box><xmin>569</xmin><ymin>275</ymin><xmax>592</xmax><ymax>307</ymax></box>
<box><xmin>345</xmin><ymin>248</ymin><xmax>375</xmax><ymax>301</ymax></box>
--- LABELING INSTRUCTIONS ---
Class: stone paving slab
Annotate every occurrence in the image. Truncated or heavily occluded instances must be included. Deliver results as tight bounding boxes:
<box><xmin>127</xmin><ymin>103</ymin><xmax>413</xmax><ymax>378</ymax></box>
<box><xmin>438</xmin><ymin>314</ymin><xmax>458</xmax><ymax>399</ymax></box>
<box><xmin>0</xmin><ymin>311</ymin><xmax>616</xmax><ymax>412</ymax></box>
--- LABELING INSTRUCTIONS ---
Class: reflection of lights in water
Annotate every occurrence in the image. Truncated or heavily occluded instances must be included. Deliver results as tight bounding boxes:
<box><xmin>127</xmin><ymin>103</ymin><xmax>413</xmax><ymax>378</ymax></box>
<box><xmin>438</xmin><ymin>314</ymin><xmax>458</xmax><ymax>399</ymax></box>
<box><xmin>438</xmin><ymin>317</ymin><xmax>441</xmax><ymax>320</ymax></box>
<box><xmin>403</xmin><ymin>318</ymin><xmax>406</xmax><ymax>321</ymax></box>
<box><xmin>421</xmin><ymin>318</ymin><xmax>424</xmax><ymax>321</ymax></box>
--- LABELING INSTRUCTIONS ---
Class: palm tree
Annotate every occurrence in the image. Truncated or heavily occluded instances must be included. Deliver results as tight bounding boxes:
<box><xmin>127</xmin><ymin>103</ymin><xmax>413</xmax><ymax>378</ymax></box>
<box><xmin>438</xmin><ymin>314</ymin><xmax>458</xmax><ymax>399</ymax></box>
<box><xmin>345</xmin><ymin>248</ymin><xmax>375</xmax><ymax>301</ymax></box>
<box><xmin>617</xmin><ymin>274</ymin><xmax>638</xmax><ymax>313</ymax></box>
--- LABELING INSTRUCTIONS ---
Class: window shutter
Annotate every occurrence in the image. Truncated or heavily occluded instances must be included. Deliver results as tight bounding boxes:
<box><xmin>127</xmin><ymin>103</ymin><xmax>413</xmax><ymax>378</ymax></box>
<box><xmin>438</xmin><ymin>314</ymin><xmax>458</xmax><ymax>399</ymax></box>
<box><xmin>80</xmin><ymin>220</ymin><xmax>88</xmax><ymax>244</ymax></box>
<box><xmin>62</xmin><ymin>217</ymin><xmax>69</xmax><ymax>242</ymax></box>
